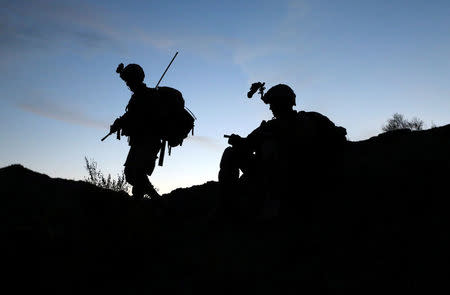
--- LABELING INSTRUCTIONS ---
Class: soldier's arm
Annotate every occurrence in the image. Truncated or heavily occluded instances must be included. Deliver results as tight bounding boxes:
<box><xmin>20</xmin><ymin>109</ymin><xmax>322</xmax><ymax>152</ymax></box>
<box><xmin>246</xmin><ymin>120</ymin><xmax>273</xmax><ymax>148</ymax></box>
<box><xmin>109</xmin><ymin>117</ymin><xmax>122</xmax><ymax>133</ymax></box>
<box><xmin>110</xmin><ymin>109</ymin><xmax>131</xmax><ymax>133</ymax></box>
<box><xmin>225</xmin><ymin>121</ymin><xmax>272</xmax><ymax>150</ymax></box>
<box><xmin>112</xmin><ymin>95</ymin><xmax>138</xmax><ymax>130</ymax></box>
<box><xmin>225</xmin><ymin>134</ymin><xmax>246</xmax><ymax>146</ymax></box>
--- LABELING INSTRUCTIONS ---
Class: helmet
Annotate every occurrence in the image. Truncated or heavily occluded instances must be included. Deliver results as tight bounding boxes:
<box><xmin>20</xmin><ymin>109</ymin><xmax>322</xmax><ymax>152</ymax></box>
<box><xmin>116</xmin><ymin>63</ymin><xmax>145</xmax><ymax>83</ymax></box>
<box><xmin>262</xmin><ymin>84</ymin><xmax>296</xmax><ymax>106</ymax></box>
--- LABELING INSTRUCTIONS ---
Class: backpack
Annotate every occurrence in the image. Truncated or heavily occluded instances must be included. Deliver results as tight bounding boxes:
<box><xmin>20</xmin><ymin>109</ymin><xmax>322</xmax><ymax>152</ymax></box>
<box><xmin>298</xmin><ymin>111</ymin><xmax>347</xmax><ymax>144</ymax></box>
<box><xmin>156</xmin><ymin>86</ymin><xmax>196</xmax><ymax>149</ymax></box>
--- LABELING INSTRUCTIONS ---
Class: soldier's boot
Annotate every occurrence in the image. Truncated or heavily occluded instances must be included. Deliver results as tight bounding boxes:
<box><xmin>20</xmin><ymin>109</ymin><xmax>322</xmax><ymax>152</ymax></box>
<box><xmin>130</xmin><ymin>169</ymin><xmax>160</xmax><ymax>200</ymax></box>
<box><xmin>144</xmin><ymin>183</ymin><xmax>167</xmax><ymax>216</ymax></box>
<box><xmin>144</xmin><ymin>184</ymin><xmax>161</xmax><ymax>200</ymax></box>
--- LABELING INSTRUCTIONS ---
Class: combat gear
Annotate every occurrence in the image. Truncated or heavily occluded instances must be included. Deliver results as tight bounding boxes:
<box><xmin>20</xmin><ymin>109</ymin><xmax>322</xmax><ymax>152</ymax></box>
<box><xmin>104</xmin><ymin>54</ymin><xmax>192</xmax><ymax>199</ymax></box>
<box><xmin>247</xmin><ymin>82</ymin><xmax>266</xmax><ymax>98</ymax></box>
<box><xmin>262</xmin><ymin>84</ymin><xmax>296</xmax><ymax>106</ymax></box>
<box><xmin>116</xmin><ymin>63</ymin><xmax>145</xmax><ymax>83</ymax></box>
<box><xmin>117</xmin><ymin>85</ymin><xmax>162</xmax><ymax>142</ymax></box>
<box><xmin>219</xmin><ymin>82</ymin><xmax>347</xmax><ymax>217</ymax></box>
<box><xmin>221</xmin><ymin>109</ymin><xmax>347</xmax><ymax>182</ymax></box>
<box><xmin>297</xmin><ymin>111</ymin><xmax>347</xmax><ymax>144</ymax></box>
<box><xmin>155</xmin><ymin>86</ymin><xmax>195</xmax><ymax>166</ymax></box>
<box><xmin>156</xmin><ymin>86</ymin><xmax>196</xmax><ymax>149</ymax></box>
<box><xmin>114</xmin><ymin>84</ymin><xmax>195</xmax><ymax>148</ymax></box>
<box><xmin>111</xmin><ymin>81</ymin><xmax>162</xmax><ymax>199</ymax></box>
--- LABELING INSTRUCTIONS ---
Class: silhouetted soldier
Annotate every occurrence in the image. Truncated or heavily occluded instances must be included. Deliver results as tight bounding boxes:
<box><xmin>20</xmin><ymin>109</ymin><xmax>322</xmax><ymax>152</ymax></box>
<box><xmin>110</xmin><ymin>63</ymin><xmax>165</xmax><ymax>199</ymax></box>
<box><xmin>218</xmin><ymin>83</ymin><xmax>346</xmax><ymax>217</ymax></box>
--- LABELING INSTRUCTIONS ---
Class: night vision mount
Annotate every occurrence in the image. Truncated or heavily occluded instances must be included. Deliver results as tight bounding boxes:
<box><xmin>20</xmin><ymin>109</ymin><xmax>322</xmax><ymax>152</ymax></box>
<box><xmin>247</xmin><ymin>82</ymin><xmax>266</xmax><ymax>102</ymax></box>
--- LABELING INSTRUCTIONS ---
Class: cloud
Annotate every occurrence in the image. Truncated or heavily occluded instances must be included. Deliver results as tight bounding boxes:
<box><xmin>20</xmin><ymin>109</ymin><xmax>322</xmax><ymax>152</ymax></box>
<box><xmin>17</xmin><ymin>99</ymin><xmax>108</xmax><ymax>129</ymax></box>
<box><xmin>14</xmin><ymin>96</ymin><xmax>226</xmax><ymax>145</ymax></box>
<box><xmin>0</xmin><ymin>0</ymin><xmax>124</xmax><ymax>53</ymax></box>
<box><xmin>0</xmin><ymin>0</ymin><xmax>312</xmax><ymax>89</ymax></box>
<box><xmin>185</xmin><ymin>136</ymin><xmax>223</xmax><ymax>151</ymax></box>
<box><xmin>0</xmin><ymin>0</ymin><xmax>303</xmax><ymax>57</ymax></box>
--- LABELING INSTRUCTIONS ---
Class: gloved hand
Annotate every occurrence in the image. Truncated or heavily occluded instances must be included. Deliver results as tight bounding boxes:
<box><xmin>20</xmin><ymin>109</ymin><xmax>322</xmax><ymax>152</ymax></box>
<box><xmin>228</xmin><ymin>134</ymin><xmax>243</xmax><ymax>146</ymax></box>
<box><xmin>110</xmin><ymin>118</ymin><xmax>121</xmax><ymax>133</ymax></box>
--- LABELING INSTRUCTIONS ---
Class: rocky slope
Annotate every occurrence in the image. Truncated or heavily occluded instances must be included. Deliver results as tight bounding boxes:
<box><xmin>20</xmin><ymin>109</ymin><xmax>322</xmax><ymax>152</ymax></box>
<box><xmin>1</xmin><ymin>124</ymin><xmax>449</xmax><ymax>293</ymax></box>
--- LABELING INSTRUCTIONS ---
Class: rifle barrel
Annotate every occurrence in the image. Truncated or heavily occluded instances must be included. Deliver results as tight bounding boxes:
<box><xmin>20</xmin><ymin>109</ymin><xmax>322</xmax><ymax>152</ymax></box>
<box><xmin>101</xmin><ymin>132</ymin><xmax>112</xmax><ymax>141</ymax></box>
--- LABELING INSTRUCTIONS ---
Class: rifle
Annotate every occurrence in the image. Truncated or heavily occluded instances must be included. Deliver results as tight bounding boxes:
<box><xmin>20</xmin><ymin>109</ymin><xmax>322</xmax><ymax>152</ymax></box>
<box><xmin>101</xmin><ymin>129</ymin><xmax>120</xmax><ymax>141</ymax></box>
<box><xmin>224</xmin><ymin>134</ymin><xmax>246</xmax><ymax>147</ymax></box>
<box><xmin>101</xmin><ymin>52</ymin><xmax>179</xmax><ymax>146</ymax></box>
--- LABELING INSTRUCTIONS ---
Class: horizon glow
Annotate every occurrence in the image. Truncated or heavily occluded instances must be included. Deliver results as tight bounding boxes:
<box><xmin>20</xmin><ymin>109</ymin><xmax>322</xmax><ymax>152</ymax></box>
<box><xmin>1</xmin><ymin>0</ymin><xmax>449</xmax><ymax>193</ymax></box>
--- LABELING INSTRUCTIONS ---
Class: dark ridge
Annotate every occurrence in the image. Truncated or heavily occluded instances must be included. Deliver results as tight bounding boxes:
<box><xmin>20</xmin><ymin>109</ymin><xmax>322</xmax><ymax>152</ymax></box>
<box><xmin>1</xmin><ymin>124</ymin><xmax>450</xmax><ymax>293</ymax></box>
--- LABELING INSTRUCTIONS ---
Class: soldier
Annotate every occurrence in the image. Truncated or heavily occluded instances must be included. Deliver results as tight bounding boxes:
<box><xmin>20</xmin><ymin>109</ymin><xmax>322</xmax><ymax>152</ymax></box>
<box><xmin>219</xmin><ymin>84</ymin><xmax>299</xmax><ymax>187</ymax></box>
<box><xmin>110</xmin><ymin>63</ymin><xmax>165</xmax><ymax>199</ymax></box>
<box><xmin>218</xmin><ymin>83</ymin><xmax>346</xmax><ymax>216</ymax></box>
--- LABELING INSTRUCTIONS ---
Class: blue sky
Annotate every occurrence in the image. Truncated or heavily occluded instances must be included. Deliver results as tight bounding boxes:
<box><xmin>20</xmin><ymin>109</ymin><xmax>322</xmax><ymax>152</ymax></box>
<box><xmin>1</xmin><ymin>0</ymin><xmax>449</xmax><ymax>193</ymax></box>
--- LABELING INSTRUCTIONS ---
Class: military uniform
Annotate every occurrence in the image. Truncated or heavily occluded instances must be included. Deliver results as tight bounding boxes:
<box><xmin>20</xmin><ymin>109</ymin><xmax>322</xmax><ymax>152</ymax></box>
<box><xmin>218</xmin><ymin>84</ymin><xmax>346</xmax><ymax>218</ymax></box>
<box><xmin>114</xmin><ymin>83</ymin><xmax>165</xmax><ymax>198</ymax></box>
<box><xmin>220</xmin><ymin>109</ymin><xmax>345</xmax><ymax>184</ymax></box>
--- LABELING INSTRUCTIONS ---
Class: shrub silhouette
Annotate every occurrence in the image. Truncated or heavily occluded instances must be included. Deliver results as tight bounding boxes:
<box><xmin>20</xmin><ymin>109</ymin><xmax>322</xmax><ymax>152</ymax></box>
<box><xmin>84</xmin><ymin>157</ymin><xmax>129</xmax><ymax>193</ymax></box>
<box><xmin>382</xmin><ymin>113</ymin><xmax>424</xmax><ymax>132</ymax></box>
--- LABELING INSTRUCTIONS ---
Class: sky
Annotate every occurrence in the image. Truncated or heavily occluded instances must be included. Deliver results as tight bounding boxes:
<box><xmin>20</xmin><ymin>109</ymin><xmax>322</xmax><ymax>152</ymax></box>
<box><xmin>1</xmin><ymin>0</ymin><xmax>449</xmax><ymax>194</ymax></box>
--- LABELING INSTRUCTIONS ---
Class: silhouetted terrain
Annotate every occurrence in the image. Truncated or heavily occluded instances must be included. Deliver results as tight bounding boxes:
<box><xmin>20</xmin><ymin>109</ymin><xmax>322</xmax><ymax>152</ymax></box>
<box><xmin>1</xmin><ymin>125</ymin><xmax>450</xmax><ymax>294</ymax></box>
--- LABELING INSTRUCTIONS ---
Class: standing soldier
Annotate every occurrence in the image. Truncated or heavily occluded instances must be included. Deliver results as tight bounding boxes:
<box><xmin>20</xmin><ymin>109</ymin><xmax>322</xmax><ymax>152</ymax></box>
<box><xmin>109</xmin><ymin>63</ymin><xmax>164</xmax><ymax>199</ymax></box>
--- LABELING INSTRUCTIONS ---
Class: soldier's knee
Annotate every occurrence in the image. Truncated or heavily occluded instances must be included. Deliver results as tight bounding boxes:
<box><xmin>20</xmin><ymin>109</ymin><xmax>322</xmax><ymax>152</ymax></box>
<box><xmin>220</xmin><ymin>147</ymin><xmax>237</xmax><ymax>169</ymax></box>
<box><xmin>124</xmin><ymin>166</ymin><xmax>137</xmax><ymax>185</ymax></box>
<box><xmin>219</xmin><ymin>147</ymin><xmax>240</xmax><ymax>184</ymax></box>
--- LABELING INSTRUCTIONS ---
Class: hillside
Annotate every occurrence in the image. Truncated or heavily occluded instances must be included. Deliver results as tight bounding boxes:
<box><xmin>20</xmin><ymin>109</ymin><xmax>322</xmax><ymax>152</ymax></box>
<box><xmin>1</xmin><ymin>124</ymin><xmax>450</xmax><ymax>293</ymax></box>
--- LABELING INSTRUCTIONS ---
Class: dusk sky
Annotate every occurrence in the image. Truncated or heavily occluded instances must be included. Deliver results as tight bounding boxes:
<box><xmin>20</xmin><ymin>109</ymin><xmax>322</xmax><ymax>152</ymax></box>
<box><xmin>1</xmin><ymin>0</ymin><xmax>449</xmax><ymax>194</ymax></box>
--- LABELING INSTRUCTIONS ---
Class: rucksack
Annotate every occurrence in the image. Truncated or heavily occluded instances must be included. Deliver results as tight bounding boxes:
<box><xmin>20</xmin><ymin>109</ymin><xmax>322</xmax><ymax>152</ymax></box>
<box><xmin>156</xmin><ymin>86</ymin><xmax>196</xmax><ymax>150</ymax></box>
<box><xmin>298</xmin><ymin>111</ymin><xmax>347</xmax><ymax>144</ymax></box>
